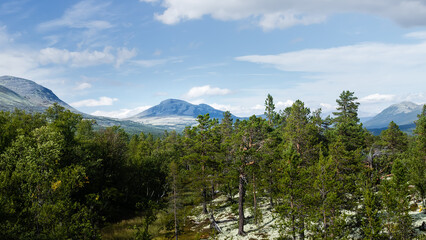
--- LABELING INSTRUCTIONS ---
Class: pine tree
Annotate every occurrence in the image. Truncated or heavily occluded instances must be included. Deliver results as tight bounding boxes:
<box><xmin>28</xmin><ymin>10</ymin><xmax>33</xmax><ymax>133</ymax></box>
<box><xmin>381</xmin><ymin>158</ymin><xmax>413</xmax><ymax>239</ymax></box>
<box><xmin>311</xmin><ymin>151</ymin><xmax>344</xmax><ymax>239</ymax></box>
<box><xmin>380</xmin><ymin>121</ymin><xmax>408</xmax><ymax>153</ymax></box>
<box><xmin>231</xmin><ymin>116</ymin><xmax>266</xmax><ymax>235</ymax></box>
<box><xmin>409</xmin><ymin>105</ymin><xmax>426</xmax><ymax>212</ymax></box>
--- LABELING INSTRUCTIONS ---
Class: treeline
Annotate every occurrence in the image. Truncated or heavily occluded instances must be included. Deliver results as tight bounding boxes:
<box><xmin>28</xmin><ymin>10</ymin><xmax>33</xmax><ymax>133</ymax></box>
<box><xmin>0</xmin><ymin>91</ymin><xmax>425</xmax><ymax>239</ymax></box>
<box><xmin>0</xmin><ymin>105</ymin><xmax>169</xmax><ymax>239</ymax></box>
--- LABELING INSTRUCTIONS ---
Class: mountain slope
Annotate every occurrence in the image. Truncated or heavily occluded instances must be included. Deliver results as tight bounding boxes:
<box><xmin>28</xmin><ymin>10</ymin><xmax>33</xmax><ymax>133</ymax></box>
<box><xmin>128</xmin><ymin>99</ymin><xmax>236</xmax><ymax>130</ymax></box>
<box><xmin>0</xmin><ymin>76</ymin><xmax>164</xmax><ymax>135</ymax></box>
<box><xmin>0</xmin><ymin>76</ymin><xmax>75</xmax><ymax>111</ymax></box>
<box><xmin>364</xmin><ymin>101</ymin><xmax>423</xmax><ymax>129</ymax></box>
<box><xmin>132</xmin><ymin>99</ymin><xmax>230</xmax><ymax>119</ymax></box>
<box><xmin>0</xmin><ymin>85</ymin><xmax>36</xmax><ymax>111</ymax></box>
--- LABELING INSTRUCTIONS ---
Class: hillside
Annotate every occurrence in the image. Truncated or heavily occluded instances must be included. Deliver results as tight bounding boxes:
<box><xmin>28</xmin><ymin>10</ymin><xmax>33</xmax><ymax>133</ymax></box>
<box><xmin>0</xmin><ymin>76</ymin><xmax>164</xmax><ymax>135</ymax></box>
<box><xmin>364</xmin><ymin>101</ymin><xmax>423</xmax><ymax>130</ymax></box>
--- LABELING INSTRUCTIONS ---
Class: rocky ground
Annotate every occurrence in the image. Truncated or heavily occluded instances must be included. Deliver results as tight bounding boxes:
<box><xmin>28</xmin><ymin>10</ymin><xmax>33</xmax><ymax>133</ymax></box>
<box><xmin>188</xmin><ymin>196</ymin><xmax>426</xmax><ymax>240</ymax></box>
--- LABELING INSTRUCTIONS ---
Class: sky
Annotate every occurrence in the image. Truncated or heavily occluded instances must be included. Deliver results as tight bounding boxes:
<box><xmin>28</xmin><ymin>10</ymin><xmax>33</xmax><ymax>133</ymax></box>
<box><xmin>0</xmin><ymin>0</ymin><xmax>426</xmax><ymax>118</ymax></box>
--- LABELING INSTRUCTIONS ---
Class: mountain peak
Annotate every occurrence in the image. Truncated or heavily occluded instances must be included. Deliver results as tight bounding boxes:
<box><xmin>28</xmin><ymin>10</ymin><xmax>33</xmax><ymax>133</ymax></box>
<box><xmin>0</xmin><ymin>75</ymin><xmax>75</xmax><ymax>111</ymax></box>
<box><xmin>386</xmin><ymin>101</ymin><xmax>420</xmax><ymax>114</ymax></box>
<box><xmin>364</xmin><ymin>101</ymin><xmax>423</xmax><ymax>129</ymax></box>
<box><xmin>129</xmin><ymin>98</ymin><xmax>229</xmax><ymax>120</ymax></box>
<box><xmin>159</xmin><ymin>98</ymin><xmax>187</xmax><ymax>105</ymax></box>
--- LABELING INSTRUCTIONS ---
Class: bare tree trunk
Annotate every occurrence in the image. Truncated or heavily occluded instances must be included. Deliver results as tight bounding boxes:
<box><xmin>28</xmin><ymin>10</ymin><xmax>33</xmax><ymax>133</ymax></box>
<box><xmin>202</xmin><ymin>164</ymin><xmax>208</xmax><ymax>214</ymax></box>
<box><xmin>211</xmin><ymin>180</ymin><xmax>215</xmax><ymax>199</ymax></box>
<box><xmin>238</xmin><ymin>171</ymin><xmax>246</xmax><ymax>236</ymax></box>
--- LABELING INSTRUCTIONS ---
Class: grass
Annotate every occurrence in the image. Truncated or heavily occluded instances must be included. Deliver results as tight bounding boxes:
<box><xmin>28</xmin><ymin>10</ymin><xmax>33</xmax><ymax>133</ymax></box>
<box><xmin>101</xmin><ymin>210</ymin><xmax>213</xmax><ymax>240</ymax></box>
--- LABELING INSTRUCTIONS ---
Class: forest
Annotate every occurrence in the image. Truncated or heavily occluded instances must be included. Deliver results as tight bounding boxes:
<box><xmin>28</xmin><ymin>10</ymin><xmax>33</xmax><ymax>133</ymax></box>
<box><xmin>0</xmin><ymin>90</ymin><xmax>425</xmax><ymax>239</ymax></box>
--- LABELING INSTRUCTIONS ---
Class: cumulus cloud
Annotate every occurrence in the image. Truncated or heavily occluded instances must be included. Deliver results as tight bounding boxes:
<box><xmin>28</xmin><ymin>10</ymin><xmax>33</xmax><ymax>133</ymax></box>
<box><xmin>319</xmin><ymin>103</ymin><xmax>335</xmax><ymax>112</ymax></box>
<box><xmin>360</xmin><ymin>93</ymin><xmax>396</xmax><ymax>103</ymax></box>
<box><xmin>210</xmin><ymin>103</ymin><xmax>268</xmax><ymax>117</ymax></box>
<box><xmin>145</xmin><ymin>0</ymin><xmax>426</xmax><ymax>30</ymax></box>
<box><xmin>91</xmin><ymin>105</ymin><xmax>152</xmax><ymax>118</ymax></box>
<box><xmin>71</xmin><ymin>97</ymin><xmax>118</xmax><ymax>107</ymax></box>
<box><xmin>276</xmin><ymin>100</ymin><xmax>294</xmax><ymax>109</ymax></box>
<box><xmin>75</xmin><ymin>82</ymin><xmax>92</xmax><ymax>90</ymax></box>
<box><xmin>185</xmin><ymin>85</ymin><xmax>231</xmax><ymax>99</ymax></box>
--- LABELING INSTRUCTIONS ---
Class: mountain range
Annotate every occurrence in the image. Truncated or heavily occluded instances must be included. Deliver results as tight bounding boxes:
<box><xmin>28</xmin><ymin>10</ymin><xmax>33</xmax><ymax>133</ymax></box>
<box><xmin>0</xmin><ymin>76</ymin><xmax>423</xmax><ymax>135</ymax></box>
<box><xmin>0</xmin><ymin>76</ymin><xmax>164</xmax><ymax>135</ymax></box>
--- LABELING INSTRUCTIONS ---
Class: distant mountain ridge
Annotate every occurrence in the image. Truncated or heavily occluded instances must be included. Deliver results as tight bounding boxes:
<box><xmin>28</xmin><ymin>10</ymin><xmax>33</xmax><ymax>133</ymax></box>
<box><xmin>364</xmin><ymin>101</ymin><xmax>423</xmax><ymax>130</ymax></box>
<box><xmin>128</xmin><ymin>99</ymin><xmax>238</xmax><ymax>130</ymax></box>
<box><xmin>0</xmin><ymin>76</ymin><xmax>164</xmax><ymax>135</ymax></box>
<box><xmin>131</xmin><ymin>99</ymin><xmax>233</xmax><ymax>119</ymax></box>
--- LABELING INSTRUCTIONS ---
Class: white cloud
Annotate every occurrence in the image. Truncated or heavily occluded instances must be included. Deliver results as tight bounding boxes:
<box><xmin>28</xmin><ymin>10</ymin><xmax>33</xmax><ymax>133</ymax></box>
<box><xmin>404</xmin><ymin>31</ymin><xmax>426</xmax><ymax>39</ymax></box>
<box><xmin>360</xmin><ymin>93</ymin><xmax>396</xmax><ymax>103</ymax></box>
<box><xmin>209</xmin><ymin>103</ymin><xmax>232</xmax><ymax>111</ymax></box>
<box><xmin>115</xmin><ymin>48</ymin><xmax>137</xmax><ymax>68</ymax></box>
<box><xmin>319</xmin><ymin>103</ymin><xmax>335</xmax><ymax>112</ymax></box>
<box><xmin>38</xmin><ymin>1</ymin><xmax>113</xmax><ymax>31</ymax></box>
<box><xmin>38</xmin><ymin>47</ymin><xmax>136</xmax><ymax>68</ymax></box>
<box><xmin>0</xmin><ymin>25</ymin><xmax>15</xmax><ymax>45</ymax></box>
<box><xmin>276</xmin><ymin>100</ymin><xmax>294</xmax><ymax>109</ymax></box>
<box><xmin>147</xmin><ymin>0</ymin><xmax>426</xmax><ymax>30</ymax></box>
<box><xmin>252</xmin><ymin>104</ymin><xmax>264</xmax><ymax>110</ymax></box>
<box><xmin>236</xmin><ymin>41</ymin><xmax>426</xmax><ymax>116</ymax></box>
<box><xmin>236</xmin><ymin>42</ymin><xmax>426</xmax><ymax>74</ymax></box>
<box><xmin>185</xmin><ymin>85</ymin><xmax>231</xmax><ymax>99</ymax></box>
<box><xmin>210</xmin><ymin>103</ymin><xmax>265</xmax><ymax>116</ymax></box>
<box><xmin>75</xmin><ymin>82</ymin><xmax>92</xmax><ymax>90</ymax></box>
<box><xmin>91</xmin><ymin>105</ymin><xmax>152</xmax><ymax>118</ymax></box>
<box><xmin>71</xmin><ymin>97</ymin><xmax>118</xmax><ymax>107</ymax></box>
<box><xmin>132</xmin><ymin>57</ymin><xmax>182</xmax><ymax>67</ymax></box>
<box><xmin>38</xmin><ymin>47</ymin><xmax>114</xmax><ymax>67</ymax></box>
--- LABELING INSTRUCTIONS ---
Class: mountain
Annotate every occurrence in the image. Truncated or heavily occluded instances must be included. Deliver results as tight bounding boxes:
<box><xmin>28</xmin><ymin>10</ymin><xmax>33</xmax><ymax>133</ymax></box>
<box><xmin>0</xmin><ymin>84</ymin><xmax>35</xmax><ymax>111</ymax></box>
<box><xmin>0</xmin><ymin>76</ymin><xmax>164</xmax><ymax>135</ymax></box>
<box><xmin>133</xmin><ymin>99</ymin><xmax>229</xmax><ymax>119</ymax></box>
<box><xmin>128</xmin><ymin>99</ymin><xmax>236</xmax><ymax>130</ymax></box>
<box><xmin>0</xmin><ymin>76</ymin><xmax>75</xmax><ymax>112</ymax></box>
<box><xmin>364</xmin><ymin>101</ymin><xmax>423</xmax><ymax>132</ymax></box>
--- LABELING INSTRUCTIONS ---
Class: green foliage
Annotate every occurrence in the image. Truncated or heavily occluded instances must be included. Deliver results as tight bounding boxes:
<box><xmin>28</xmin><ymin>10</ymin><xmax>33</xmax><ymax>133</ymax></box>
<box><xmin>381</xmin><ymin>158</ymin><xmax>413</xmax><ymax>239</ymax></box>
<box><xmin>0</xmin><ymin>93</ymin><xmax>422</xmax><ymax>239</ymax></box>
<box><xmin>333</xmin><ymin>90</ymin><xmax>360</xmax><ymax>123</ymax></box>
<box><xmin>409</xmin><ymin>105</ymin><xmax>426</xmax><ymax>209</ymax></box>
<box><xmin>380</xmin><ymin>121</ymin><xmax>408</xmax><ymax>153</ymax></box>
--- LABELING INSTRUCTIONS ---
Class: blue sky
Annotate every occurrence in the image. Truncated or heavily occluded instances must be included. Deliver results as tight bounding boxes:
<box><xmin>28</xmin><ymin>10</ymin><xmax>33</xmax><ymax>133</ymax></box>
<box><xmin>0</xmin><ymin>0</ymin><xmax>425</xmax><ymax>118</ymax></box>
